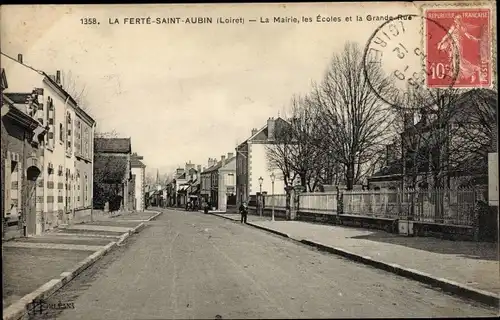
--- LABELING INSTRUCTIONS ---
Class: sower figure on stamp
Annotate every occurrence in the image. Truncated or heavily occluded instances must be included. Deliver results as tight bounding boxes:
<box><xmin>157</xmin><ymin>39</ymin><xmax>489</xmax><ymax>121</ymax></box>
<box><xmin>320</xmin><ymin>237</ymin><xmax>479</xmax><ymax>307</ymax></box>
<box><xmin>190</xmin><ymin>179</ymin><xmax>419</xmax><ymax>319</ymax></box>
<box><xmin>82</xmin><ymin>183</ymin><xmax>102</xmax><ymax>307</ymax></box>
<box><xmin>239</xmin><ymin>201</ymin><xmax>248</xmax><ymax>224</ymax></box>
<box><xmin>437</xmin><ymin>15</ymin><xmax>482</xmax><ymax>83</ymax></box>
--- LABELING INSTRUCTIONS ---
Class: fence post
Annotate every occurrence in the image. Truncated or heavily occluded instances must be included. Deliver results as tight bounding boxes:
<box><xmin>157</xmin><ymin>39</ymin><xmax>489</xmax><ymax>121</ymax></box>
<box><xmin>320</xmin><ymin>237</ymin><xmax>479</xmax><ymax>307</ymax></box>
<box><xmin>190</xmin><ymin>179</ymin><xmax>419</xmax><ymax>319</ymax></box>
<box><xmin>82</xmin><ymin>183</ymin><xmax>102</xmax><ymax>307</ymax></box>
<box><xmin>337</xmin><ymin>188</ymin><xmax>343</xmax><ymax>215</ymax></box>
<box><xmin>289</xmin><ymin>189</ymin><xmax>297</xmax><ymax>220</ymax></box>
<box><xmin>396</xmin><ymin>188</ymin><xmax>401</xmax><ymax>218</ymax></box>
<box><xmin>409</xmin><ymin>189</ymin><xmax>415</xmax><ymax>221</ymax></box>
<box><xmin>472</xmin><ymin>188</ymin><xmax>480</xmax><ymax>241</ymax></box>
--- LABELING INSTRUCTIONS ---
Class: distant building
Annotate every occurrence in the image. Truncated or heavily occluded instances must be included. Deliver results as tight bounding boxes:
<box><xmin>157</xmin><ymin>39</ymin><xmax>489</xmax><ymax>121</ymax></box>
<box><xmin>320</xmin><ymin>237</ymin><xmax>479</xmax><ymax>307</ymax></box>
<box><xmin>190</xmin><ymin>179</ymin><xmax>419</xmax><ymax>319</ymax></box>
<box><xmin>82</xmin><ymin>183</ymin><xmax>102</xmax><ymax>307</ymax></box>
<box><xmin>218</xmin><ymin>153</ymin><xmax>236</xmax><ymax>211</ymax></box>
<box><xmin>93</xmin><ymin>138</ymin><xmax>132</xmax><ymax>211</ymax></box>
<box><xmin>235</xmin><ymin>117</ymin><xmax>288</xmax><ymax>205</ymax></box>
<box><xmin>200</xmin><ymin>157</ymin><xmax>218</xmax><ymax>205</ymax></box>
<box><xmin>368</xmin><ymin>89</ymin><xmax>497</xmax><ymax>191</ymax></box>
<box><xmin>131</xmin><ymin>153</ymin><xmax>146</xmax><ymax>211</ymax></box>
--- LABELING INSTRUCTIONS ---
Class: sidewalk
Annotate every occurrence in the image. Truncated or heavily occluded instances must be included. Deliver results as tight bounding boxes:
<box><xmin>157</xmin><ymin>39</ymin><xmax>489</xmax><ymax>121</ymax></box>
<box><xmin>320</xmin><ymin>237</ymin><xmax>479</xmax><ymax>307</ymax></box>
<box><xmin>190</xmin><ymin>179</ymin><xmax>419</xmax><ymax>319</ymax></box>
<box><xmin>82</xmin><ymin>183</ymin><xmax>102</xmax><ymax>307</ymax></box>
<box><xmin>214</xmin><ymin>213</ymin><xmax>499</xmax><ymax>306</ymax></box>
<box><xmin>2</xmin><ymin>210</ymin><xmax>161</xmax><ymax>320</ymax></box>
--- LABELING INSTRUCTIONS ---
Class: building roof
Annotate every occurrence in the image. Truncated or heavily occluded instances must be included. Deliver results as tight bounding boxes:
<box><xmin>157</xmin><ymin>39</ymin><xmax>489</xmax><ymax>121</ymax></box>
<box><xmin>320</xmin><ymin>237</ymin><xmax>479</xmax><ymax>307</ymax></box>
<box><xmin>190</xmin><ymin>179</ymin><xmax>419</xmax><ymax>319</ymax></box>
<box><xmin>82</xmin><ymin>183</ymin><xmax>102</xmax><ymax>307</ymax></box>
<box><xmin>1</xmin><ymin>68</ymin><xmax>8</xmax><ymax>90</ymax></box>
<box><xmin>237</xmin><ymin>117</ymin><xmax>291</xmax><ymax>148</ymax></box>
<box><xmin>131</xmin><ymin>158</ymin><xmax>146</xmax><ymax>168</ymax></box>
<box><xmin>370</xmin><ymin>161</ymin><xmax>404</xmax><ymax>178</ymax></box>
<box><xmin>4</xmin><ymin>92</ymin><xmax>33</xmax><ymax>104</ymax></box>
<box><xmin>202</xmin><ymin>161</ymin><xmax>223</xmax><ymax>174</ymax></box>
<box><xmin>94</xmin><ymin>138</ymin><xmax>131</xmax><ymax>153</ymax></box>
<box><xmin>0</xmin><ymin>53</ymin><xmax>95</xmax><ymax>124</ymax></box>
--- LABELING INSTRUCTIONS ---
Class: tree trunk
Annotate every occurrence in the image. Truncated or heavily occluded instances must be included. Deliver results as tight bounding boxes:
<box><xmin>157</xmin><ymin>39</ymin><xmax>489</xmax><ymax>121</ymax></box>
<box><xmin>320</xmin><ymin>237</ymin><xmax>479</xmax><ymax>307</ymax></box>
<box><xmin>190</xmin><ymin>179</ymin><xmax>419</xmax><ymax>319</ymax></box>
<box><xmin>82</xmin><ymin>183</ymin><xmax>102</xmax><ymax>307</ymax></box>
<box><xmin>300</xmin><ymin>174</ymin><xmax>307</xmax><ymax>189</ymax></box>
<box><xmin>346</xmin><ymin>163</ymin><xmax>355</xmax><ymax>190</ymax></box>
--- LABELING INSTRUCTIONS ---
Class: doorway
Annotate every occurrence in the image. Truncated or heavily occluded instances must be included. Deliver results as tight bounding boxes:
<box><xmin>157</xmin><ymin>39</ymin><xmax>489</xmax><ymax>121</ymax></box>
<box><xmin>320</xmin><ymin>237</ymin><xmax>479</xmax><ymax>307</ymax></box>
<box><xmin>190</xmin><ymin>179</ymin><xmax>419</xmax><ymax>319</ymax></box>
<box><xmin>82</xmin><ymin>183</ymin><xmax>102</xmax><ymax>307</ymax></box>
<box><xmin>26</xmin><ymin>166</ymin><xmax>41</xmax><ymax>235</ymax></box>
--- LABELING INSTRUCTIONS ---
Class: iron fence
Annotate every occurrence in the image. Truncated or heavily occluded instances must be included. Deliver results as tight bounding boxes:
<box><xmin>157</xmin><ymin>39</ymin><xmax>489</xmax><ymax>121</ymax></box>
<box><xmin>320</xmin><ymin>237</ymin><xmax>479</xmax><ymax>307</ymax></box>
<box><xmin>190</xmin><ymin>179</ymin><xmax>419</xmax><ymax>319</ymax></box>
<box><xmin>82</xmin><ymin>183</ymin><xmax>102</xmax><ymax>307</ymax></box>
<box><xmin>341</xmin><ymin>187</ymin><xmax>487</xmax><ymax>226</ymax></box>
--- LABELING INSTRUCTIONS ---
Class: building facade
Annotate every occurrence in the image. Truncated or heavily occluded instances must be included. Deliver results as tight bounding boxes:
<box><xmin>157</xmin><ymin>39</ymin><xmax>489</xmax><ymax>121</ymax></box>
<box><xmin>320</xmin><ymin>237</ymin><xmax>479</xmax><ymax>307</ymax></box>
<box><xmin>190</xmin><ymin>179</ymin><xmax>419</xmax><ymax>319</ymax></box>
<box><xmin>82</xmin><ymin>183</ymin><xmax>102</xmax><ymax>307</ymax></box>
<box><xmin>200</xmin><ymin>157</ymin><xmax>218</xmax><ymax>204</ymax></box>
<box><xmin>1</xmin><ymin>54</ymin><xmax>96</xmax><ymax>235</ymax></box>
<box><xmin>131</xmin><ymin>153</ymin><xmax>146</xmax><ymax>211</ymax></box>
<box><xmin>236</xmin><ymin>117</ymin><xmax>287</xmax><ymax>205</ymax></box>
<box><xmin>218</xmin><ymin>153</ymin><xmax>236</xmax><ymax>212</ymax></box>
<box><xmin>2</xmin><ymin>72</ymin><xmax>47</xmax><ymax>238</ymax></box>
<box><xmin>93</xmin><ymin>138</ymin><xmax>132</xmax><ymax>211</ymax></box>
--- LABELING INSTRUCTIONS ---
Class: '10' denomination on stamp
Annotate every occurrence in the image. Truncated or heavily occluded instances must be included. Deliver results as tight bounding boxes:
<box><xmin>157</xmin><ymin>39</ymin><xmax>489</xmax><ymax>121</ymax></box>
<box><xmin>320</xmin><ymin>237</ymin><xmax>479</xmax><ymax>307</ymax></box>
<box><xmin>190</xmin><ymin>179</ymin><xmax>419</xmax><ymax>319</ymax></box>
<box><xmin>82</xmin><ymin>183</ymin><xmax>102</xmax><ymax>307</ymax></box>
<box><xmin>425</xmin><ymin>8</ymin><xmax>492</xmax><ymax>88</ymax></box>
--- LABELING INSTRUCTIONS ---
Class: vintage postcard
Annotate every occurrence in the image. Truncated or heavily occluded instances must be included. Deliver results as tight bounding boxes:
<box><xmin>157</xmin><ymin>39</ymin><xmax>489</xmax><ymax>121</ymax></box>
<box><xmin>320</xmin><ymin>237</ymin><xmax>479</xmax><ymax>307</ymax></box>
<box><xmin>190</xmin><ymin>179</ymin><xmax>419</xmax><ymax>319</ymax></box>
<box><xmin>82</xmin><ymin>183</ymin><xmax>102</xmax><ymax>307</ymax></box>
<box><xmin>1</xmin><ymin>2</ymin><xmax>498</xmax><ymax>319</ymax></box>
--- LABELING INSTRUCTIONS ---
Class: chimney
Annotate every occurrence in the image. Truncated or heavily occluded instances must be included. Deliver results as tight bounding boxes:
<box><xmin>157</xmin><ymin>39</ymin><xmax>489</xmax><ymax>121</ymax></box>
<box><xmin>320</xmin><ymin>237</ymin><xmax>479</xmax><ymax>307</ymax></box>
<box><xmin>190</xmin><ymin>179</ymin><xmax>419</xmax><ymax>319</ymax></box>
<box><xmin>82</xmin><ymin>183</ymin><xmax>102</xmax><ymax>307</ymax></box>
<box><xmin>56</xmin><ymin>70</ymin><xmax>61</xmax><ymax>85</ymax></box>
<box><xmin>221</xmin><ymin>155</ymin><xmax>226</xmax><ymax>165</ymax></box>
<box><xmin>251</xmin><ymin>128</ymin><xmax>258</xmax><ymax>136</ymax></box>
<box><xmin>197</xmin><ymin>165</ymin><xmax>201</xmax><ymax>172</ymax></box>
<box><xmin>227</xmin><ymin>152</ymin><xmax>234</xmax><ymax>159</ymax></box>
<box><xmin>267</xmin><ymin>117</ymin><xmax>275</xmax><ymax>141</ymax></box>
<box><xmin>17</xmin><ymin>54</ymin><xmax>23</xmax><ymax>64</ymax></box>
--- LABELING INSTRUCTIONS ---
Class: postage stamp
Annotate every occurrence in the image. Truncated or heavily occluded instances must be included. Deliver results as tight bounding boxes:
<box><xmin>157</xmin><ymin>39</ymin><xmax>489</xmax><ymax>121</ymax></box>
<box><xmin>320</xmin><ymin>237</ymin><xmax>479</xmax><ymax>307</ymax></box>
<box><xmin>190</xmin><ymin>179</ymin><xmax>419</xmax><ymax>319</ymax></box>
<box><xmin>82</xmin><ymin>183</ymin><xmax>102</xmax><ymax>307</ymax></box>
<box><xmin>362</xmin><ymin>14</ymin><xmax>457</xmax><ymax>110</ymax></box>
<box><xmin>424</xmin><ymin>7</ymin><xmax>493</xmax><ymax>88</ymax></box>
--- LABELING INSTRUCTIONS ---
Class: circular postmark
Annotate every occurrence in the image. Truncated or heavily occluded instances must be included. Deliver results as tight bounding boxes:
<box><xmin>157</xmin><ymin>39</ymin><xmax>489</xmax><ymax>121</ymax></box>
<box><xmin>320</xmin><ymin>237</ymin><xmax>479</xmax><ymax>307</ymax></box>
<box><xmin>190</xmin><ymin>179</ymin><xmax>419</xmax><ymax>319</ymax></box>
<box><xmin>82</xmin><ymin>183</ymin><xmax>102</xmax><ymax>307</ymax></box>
<box><xmin>362</xmin><ymin>14</ymin><xmax>461</xmax><ymax>111</ymax></box>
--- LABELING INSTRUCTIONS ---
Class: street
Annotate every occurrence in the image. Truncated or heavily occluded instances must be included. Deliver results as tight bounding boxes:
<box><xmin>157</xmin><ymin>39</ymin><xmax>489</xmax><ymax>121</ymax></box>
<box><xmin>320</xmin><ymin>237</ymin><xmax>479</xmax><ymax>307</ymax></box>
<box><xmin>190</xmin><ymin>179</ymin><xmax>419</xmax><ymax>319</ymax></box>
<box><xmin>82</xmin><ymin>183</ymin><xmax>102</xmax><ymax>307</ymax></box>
<box><xmin>37</xmin><ymin>209</ymin><xmax>496</xmax><ymax>319</ymax></box>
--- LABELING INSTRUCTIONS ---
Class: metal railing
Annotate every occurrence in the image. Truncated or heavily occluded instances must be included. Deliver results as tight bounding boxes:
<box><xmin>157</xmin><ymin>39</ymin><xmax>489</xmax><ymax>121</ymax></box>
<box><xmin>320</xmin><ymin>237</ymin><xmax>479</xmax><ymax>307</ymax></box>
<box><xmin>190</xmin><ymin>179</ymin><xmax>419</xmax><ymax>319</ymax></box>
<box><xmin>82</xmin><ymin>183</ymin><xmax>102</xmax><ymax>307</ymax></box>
<box><xmin>341</xmin><ymin>187</ymin><xmax>487</xmax><ymax>226</ymax></box>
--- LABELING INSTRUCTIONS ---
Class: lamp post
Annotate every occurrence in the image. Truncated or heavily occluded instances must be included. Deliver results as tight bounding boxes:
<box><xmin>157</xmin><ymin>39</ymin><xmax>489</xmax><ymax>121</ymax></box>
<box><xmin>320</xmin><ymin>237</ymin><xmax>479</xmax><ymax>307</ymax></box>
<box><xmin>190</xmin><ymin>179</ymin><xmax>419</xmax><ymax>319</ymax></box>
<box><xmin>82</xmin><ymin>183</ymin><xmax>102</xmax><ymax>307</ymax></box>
<box><xmin>270</xmin><ymin>172</ymin><xmax>275</xmax><ymax>221</ymax></box>
<box><xmin>258</xmin><ymin>176</ymin><xmax>263</xmax><ymax>217</ymax></box>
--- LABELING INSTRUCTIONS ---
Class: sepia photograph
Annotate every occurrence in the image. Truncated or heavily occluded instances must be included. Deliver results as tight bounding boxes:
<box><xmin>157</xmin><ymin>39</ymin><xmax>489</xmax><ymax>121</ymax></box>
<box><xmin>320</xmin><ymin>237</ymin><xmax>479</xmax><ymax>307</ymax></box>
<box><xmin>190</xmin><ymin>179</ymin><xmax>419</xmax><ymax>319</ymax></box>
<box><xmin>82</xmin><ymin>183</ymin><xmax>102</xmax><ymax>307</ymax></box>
<box><xmin>1</xmin><ymin>1</ymin><xmax>498</xmax><ymax>319</ymax></box>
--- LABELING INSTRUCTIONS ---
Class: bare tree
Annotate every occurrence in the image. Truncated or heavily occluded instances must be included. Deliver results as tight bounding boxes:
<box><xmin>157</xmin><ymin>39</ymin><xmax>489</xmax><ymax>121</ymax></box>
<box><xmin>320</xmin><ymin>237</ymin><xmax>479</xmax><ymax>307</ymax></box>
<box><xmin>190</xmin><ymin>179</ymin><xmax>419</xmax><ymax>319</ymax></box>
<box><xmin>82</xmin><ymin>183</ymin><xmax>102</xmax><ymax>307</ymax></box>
<box><xmin>389</xmin><ymin>85</ymin><xmax>497</xmax><ymax>191</ymax></box>
<box><xmin>61</xmin><ymin>70</ymin><xmax>90</xmax><ymax>112</ymax></box>
<box><xmin>311</xmin><ymin>41</ymin><xmax>394</xmax><ymax>190</ymax></box>
<box><xmin>93</xmin><ymin>154</ymin><xmax>129</xmax><ymax>209</ymax></box>
<box><xmin>265</xmin><ymin>94</ymin><xmax>328</xmax><ymax>193</ymax></box>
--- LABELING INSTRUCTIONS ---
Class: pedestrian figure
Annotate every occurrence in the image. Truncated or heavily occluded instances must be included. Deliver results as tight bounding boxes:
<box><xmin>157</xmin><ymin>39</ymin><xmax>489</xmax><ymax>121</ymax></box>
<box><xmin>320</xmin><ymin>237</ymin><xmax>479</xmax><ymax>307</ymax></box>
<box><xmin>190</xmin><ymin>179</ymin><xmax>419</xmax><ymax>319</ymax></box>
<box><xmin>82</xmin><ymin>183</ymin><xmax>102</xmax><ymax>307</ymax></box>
<box><xmin>203</xmin><ymin>200</ymin><xmax>209</xmax><ymax>214</ymax></box>
<box><xmin>239</xmin><ymin>201</ymin><xmax>248</xmax><ymax>224</ymax></box>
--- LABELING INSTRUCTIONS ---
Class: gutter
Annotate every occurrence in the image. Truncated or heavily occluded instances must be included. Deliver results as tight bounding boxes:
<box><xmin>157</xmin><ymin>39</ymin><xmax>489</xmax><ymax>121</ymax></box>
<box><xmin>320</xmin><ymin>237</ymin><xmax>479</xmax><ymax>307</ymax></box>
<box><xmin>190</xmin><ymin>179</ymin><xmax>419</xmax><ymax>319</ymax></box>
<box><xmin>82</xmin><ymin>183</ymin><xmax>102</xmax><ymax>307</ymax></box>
<box><xmin>62</xmin><ymin>96</ymin><xmax>69</xmax><ymax>222</ymax></box>
<box><xmin>90</xmin><ymin>121</ymin><xmax>96</xmax><ymax>221</ymax></box>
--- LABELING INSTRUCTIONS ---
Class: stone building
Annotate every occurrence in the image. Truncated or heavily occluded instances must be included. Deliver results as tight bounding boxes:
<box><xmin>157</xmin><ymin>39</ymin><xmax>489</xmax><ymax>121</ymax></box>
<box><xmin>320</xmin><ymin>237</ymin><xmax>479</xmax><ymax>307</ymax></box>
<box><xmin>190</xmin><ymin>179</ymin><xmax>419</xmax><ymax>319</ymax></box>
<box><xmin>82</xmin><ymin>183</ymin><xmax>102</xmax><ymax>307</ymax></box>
<box><xmin>131</xmin><ymin>153</ymin><xmax>146</xmax><ymax>211</ymax></box>
<box><xmin>93</xmin><ymin>138</ymin><xmax>132</xmax><ymax>211</ymax></box>
<box><xmin>1</xmin><ymin>53</ymin><xmax>96</xmax><ymax>234</ymax></box>
<box><xmin>235</xmin><ymin>117</ymin><xmax>288</xmax><ymax>205</ymax></box>
<box><xmin>1</xmin><ymin>70</ymin><xmax>47</xmax><ymax>238</ymax></box>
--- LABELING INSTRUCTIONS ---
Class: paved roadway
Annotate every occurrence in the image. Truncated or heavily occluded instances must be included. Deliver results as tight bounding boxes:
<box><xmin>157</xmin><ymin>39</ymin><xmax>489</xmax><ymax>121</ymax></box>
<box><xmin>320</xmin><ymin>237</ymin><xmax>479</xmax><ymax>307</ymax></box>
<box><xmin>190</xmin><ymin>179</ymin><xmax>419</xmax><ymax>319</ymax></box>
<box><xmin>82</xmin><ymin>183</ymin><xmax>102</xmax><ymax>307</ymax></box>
<box><xmin>37</xmin><ymin>209</ymin><xmax>497</xmax><ymax>319</ymax></box>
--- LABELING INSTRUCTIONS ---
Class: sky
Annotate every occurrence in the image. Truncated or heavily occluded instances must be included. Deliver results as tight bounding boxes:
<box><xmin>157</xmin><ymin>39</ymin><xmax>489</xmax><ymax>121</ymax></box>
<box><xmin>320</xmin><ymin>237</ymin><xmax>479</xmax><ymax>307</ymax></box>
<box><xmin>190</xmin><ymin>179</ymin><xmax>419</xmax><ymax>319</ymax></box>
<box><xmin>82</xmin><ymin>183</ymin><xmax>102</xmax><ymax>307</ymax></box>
<box><xmin>1</xmin><ymin>2</ymin><xmax>422</xmax><ymax>177</ymax></box>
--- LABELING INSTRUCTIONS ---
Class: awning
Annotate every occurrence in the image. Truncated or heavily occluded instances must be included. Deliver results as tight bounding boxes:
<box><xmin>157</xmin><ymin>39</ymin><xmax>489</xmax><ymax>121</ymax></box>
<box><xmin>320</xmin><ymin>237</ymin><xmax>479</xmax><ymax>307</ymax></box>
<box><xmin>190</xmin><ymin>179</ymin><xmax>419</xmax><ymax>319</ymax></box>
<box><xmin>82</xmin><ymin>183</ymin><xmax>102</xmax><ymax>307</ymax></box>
<box><xmin>189</xmin><ymin>184</ymin><xmax>200</xmax><ymax>195</ymax></box>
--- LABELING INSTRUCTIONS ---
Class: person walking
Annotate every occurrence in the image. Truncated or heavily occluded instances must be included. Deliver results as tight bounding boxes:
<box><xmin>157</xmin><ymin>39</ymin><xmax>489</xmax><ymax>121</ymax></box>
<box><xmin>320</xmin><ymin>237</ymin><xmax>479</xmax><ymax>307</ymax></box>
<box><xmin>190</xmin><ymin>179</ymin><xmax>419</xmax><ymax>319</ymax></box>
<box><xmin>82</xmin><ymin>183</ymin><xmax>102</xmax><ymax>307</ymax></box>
<box><xmin>239</xmin><ymin>201</ymin><xmax>248</xmax><ymax>224</ymax></box>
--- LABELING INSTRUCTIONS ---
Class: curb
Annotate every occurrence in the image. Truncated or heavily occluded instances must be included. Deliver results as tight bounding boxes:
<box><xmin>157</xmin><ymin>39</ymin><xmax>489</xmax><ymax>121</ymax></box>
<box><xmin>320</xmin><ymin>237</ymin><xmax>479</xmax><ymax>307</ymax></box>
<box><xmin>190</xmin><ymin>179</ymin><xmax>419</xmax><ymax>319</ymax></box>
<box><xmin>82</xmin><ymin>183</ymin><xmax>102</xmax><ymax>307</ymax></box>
<box><xmin>300</xmin><ymin>239</ymin><xmax>499</xmax><ymax>308</ymax></box>
<box><xmin>210</xmin><ymin>213</ymin><xmax>236</xmax><ymax>221</ymax></box>
<box><xmin>117</xmin><ymin>222</ymin><xmax>145</xmax><ymax>245</ymax></box>
<box><xmin>2</xmin><ymin>242</ymin><xmax>117</xmax><ymax>320</ymax></box>
<box><xmin>2</xmin><ymin>219</ymin><xmax>150</xmax><ymax>320</ymax></box>
<box><xmin>212</xmin><ymin>215</ymin><xmax>499</xmax><ymax>308</ymax></box>
<box><xmin>211</xmin><ymin>213</ymin><xmax>291</xmax><ymax>238</ymax></box>
<box><xmin>146</xmin><ymin>211</ymin><xmax>162</xmax><ymax>221</ymax></box>
<box><xmin>247</xmin><ymin>222</ymin><xmax>290</xmax><ymax>238</ymax></box>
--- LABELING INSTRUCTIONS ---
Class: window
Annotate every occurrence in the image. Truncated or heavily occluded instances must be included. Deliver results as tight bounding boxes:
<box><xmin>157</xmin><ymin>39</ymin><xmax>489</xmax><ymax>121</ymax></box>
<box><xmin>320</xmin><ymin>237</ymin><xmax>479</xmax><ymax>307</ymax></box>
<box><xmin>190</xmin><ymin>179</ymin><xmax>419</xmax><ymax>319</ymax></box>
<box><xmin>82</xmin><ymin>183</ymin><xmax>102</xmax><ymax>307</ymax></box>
<box><xmin>59</xmin><ymin>123</ymin><xmax>64</xmax><ymax>142</ymax></box>
<box><xmin>66</xmin><ymin>112</ymin><xmax>73</xmax><ymax>154</ymax></box>
<box><xmin>85</xmin><ymin>174</ymin><xmax>88</xmax><ymax>203</ymax></box>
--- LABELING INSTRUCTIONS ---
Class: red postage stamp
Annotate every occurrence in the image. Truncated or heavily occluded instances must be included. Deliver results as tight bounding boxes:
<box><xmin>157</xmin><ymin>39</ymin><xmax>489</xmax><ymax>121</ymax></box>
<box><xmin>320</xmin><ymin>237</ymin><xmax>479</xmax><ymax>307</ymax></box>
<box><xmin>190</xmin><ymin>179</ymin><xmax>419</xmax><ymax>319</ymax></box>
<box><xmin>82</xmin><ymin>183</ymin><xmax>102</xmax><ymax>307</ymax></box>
<box><xmin>425</xmin><ymin>8</ymin><xmax>492</xmax><ymax>88</ymax></box>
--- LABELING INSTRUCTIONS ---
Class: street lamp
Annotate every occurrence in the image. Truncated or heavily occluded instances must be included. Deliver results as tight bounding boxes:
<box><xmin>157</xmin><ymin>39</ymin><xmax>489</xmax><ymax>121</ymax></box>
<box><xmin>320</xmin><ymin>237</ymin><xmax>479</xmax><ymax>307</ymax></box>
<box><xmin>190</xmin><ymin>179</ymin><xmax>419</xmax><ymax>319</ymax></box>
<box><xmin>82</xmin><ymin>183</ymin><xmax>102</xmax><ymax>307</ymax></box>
<box><xmin>258</xmin><ymin>176</ymin><xmax>263</xmax><ymax>216</ymax></box>
<box><xmin>270</xmin><ymin>172</ymin><xmax>275</xmax><ymax>221</ymax></box>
